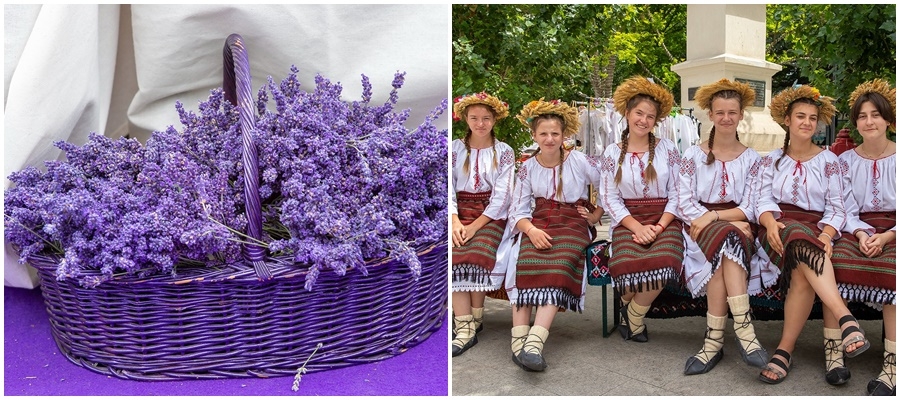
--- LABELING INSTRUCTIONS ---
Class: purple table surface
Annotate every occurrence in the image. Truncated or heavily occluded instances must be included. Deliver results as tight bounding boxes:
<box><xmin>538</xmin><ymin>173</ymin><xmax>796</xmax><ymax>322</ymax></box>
<box><xmin>4</xmin><ymin>286</ymin><xmax>449</xmax><ymax>396</ymax></box>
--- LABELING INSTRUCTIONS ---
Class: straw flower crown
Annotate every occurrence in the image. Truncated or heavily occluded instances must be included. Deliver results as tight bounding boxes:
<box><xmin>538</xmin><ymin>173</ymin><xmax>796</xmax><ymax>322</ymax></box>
<box><xmin>694</xmin><ymin>78</ymin><xmax>756</xmax><ymax>110</ymax></box>
<box><xmin>612</xmin><ymin>76</ymin><xmax>675</xmax><ymax>122</ymax></box>
<box><xmin>452</xmin><ymin>92</ymin><xmax>509</xmax><ymax>121</ymax></box>
<box><xmin>848</xmin><ymin>78</ymin><xmax>896</xmax><ymax>117</ymax></box>
<box><xmin>769</xmin><ymin>84</ymin><xmax>836</xmax><ymax>124</ymax></box>
<box><xmin>515</xmin><ymin>98</ymin><xmax>580</xmax><ymax>137</ymax></box>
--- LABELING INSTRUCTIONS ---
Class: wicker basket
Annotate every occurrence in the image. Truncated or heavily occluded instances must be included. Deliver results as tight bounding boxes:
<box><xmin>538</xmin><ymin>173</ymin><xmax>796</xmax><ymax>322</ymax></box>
<box><xmin>25</xmin><ymin>34</ymin><xmax>448</xmax><ymax>381</ymax></box>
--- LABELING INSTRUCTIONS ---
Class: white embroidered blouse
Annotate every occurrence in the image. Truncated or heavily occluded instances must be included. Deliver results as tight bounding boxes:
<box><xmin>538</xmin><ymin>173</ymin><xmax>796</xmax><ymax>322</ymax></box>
<box><xmin>508</xmin><ymin>150</ymin><xmax>602</xmax><ymax>234</ymax></box>
<box><xmin>450</xmin><ymin>139</ymin><xmax>515</xmax><ymax>220</ymax></box>
<box><xmin>838</xmin><ymin>149</ymin><xmax>897</xmax><ymax>235</ymax></box>
<box><xmin>754</xmin><ymin>148</ymin><xmax>846</xmax><ymax>237</ymax></box>
<box><xmin>598</xmin><ymin>137</ymin><xmax>681</xmax><ymax>230</ymax></box>
<box><xmin>676</xmin><ymin>145</ymin><xmax>760</xmax><ymax>223</ymax></box>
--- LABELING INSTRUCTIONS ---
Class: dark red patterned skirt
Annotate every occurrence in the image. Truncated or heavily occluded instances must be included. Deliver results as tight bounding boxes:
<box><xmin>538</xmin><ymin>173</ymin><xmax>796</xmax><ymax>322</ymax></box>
<box><xmin>695</xmin><ymin>201</ymin><xmax>756</xmax><ymax>275</ymax></box>
<box><xmin>608</xmin><ymin>198</ymin><xmax>685</xmax><ymax>294</ymax></box>
<box><xmin>757</xmin><ymin>203</ymin><xmax>828</xmax><ymax>293</ymax></box>
<box><xmin>514</xmin><ymin>198</ymin><xmax>594</xmax><ymax>312</ymax></box>
<box><xmin>452</xmin><ymin>191</ymin><xmax>507</xmax><ymax>290</ymax></box>
<box><xmin>832</xmin><ymin>211</ymin><xmax>896</xmax><ymax>305</ymax></box>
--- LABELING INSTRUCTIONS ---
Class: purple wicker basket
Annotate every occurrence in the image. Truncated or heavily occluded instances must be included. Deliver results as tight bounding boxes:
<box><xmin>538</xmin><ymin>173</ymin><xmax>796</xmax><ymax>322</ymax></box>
<box><xmin>25</xmin><ymin>34</ymin><xmax>448</xmax><ymax>381</ymax></box>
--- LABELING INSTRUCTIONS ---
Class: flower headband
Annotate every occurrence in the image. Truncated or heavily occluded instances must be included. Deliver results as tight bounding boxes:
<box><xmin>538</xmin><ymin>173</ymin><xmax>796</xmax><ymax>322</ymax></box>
<box><xmin>452</xmin><ymin>92</ymin><xmax>509</xmax><ymax>121</ymax></box>
<box><xmin>612</xmin><ymin>76</ymin><xmax>675</xmax><ymax>122</ymax></box>
<box><xmin>769</xmin><ymin>84</ymin><xmax>836</xmax><ymax>124</ymax></box>
<box><xmin>515</xmin><ymin>98</ymin><xmax>580</xmax><ymax>137</ymax></box>
<box><xmin>848</xmin><ymin>78</ymin><xmax>895</xmax><ymax>117</ymax></box>
<box><xmin>693</xmin><ymin>78</ymin><xmax>756</xmax><ymax>110</ymax></box>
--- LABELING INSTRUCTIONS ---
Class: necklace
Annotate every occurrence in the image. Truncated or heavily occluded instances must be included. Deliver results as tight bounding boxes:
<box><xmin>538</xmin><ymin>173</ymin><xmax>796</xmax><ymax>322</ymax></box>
<box><xmin>535</xmin><ymin>151</ymin><xmax>562</xmax><ymax>168</ymax></box>
<box><xmin>857</xmin><ymin>140</ymin><xmax>890</xmax><ymax>160</ymax></box>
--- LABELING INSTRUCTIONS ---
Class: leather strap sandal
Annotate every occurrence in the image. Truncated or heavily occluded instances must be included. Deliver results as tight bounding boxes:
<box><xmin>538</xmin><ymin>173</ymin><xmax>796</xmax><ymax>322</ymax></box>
<box><xmin>758</xmin><ymin>349</ymin><xmax>792</xmax><ymax>384</ymax></box>
<box><xmin>839</xmin><ymin>315</ymin><xmax>870</xmax><ymax>358</ymax></box>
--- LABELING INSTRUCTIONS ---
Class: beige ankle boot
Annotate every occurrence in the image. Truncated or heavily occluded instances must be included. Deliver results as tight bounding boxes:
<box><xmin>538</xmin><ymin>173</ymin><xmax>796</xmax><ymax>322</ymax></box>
<box><xmin>824</xmin><ymin>327</ymin><xmax>850</xmax><ymax>385</ymax></box>
<box><xmin>684</xmin><ymin>313</ymin><xmax>726</xmax><ymax>375</ymax></box>
<box><xmin>451</xmin><ymin>315</ymin><xmax>477</xmax><ymax>357</ymax></box>
<box><xmin>625</xmin><ymin>301</ymin><xmax>650</xmax><ymax>342</ymax></box>
<box><xmin>510</xmin><ymin>325</ymin><xmax>530</xmax><ymax>369</ymax></box>
<box><xmin>518</xmin><ymin>325</ymin><xmax>549</xmax><ymax>371</ymax></box>
<box><xmin>472</xmin><ymin>307</ymin><xmax>484</xmax><ymax>333</ymax></box>
<box><xmin>727</xmin><ymin>294</ymin><xmax>767</xmax><ymax>367</ymax></box>
<box><xmin>868</xmin><ymin>339</ymin><xmax>896</xmax><ymax>395</ymax></box>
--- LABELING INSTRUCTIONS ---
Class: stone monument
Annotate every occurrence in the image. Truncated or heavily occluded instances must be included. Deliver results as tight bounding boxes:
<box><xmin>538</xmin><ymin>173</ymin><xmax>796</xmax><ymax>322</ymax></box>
<box><xmin>671</xmin><ymin>4</ymin><xmax>784</xmax><ymax>153</ymax></box>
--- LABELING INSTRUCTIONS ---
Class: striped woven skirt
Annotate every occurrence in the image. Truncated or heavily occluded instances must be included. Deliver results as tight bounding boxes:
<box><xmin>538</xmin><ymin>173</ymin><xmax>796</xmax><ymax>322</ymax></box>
<box><xmin>832</xmin><ymin>211</ymin><xmax>896</xmax><ymax>305</ymax></box>
<box><xmin>609</xmin><ymin>199</ymin><xmax>685</xmax><ymax>294</ymax></box>
<box><xmin>757</xmin><ymin>203</ymin><xmax>829</xmax><ymax>293</ymax></box>
<box><xmin>510</xmin><ymin>198</ymin><xmax>594</xmax><ymax>312</ymax></box>
<box><xmin>682</xmin><ymin>202</ymin><xmax>759</xmax><ymax>297</ymax></box>
<box><xmin>452</xmin><ymin>191</ymin><xmax>508</xmax><ymax>292</ymax></box>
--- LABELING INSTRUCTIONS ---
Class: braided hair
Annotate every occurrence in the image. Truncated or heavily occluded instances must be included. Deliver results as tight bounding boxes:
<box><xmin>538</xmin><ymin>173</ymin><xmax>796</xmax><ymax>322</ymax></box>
<box><xmin>530</xmin><ymin>114</ymin><xmax>567</xmax><ymax>200</ymax></box>
<box><xmin>775</xmin><ymin>97</ymin><xmax>819</xmax><ymax>170</ymax></box>
<box><xmin>614</xmin><ymin>94</ymin><xmax>661</xmax><ymax>184</ymax></box>
<box><xmin>705</xmin><ymin>89</ymin><xmax>745</xmax><ymax>165</ymax></box>
<box><xmin>460</xmin><ymin>104</ymin><xmax>499</xmax><ymax>175</ymax></box>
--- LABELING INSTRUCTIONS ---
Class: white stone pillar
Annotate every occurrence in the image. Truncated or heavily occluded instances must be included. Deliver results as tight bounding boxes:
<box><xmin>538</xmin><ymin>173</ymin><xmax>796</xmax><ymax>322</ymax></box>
<box><xmin>671</xmin><ymin>4</ymin><xmax>785</xmax><ymax>153</ymax></box>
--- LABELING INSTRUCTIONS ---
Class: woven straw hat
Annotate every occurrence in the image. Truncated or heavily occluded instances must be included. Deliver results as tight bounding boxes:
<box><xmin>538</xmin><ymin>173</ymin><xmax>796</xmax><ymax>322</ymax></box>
<box><xmin>452</xmin><ymin>92</ymin><xmax>509</xmax><ymax>121</ymax></box>
<box><xmin>612</xmin><ymin>76</ymin><xmax>674</xmax><ymax>122</ymax></box>
<box><xmin>848</xmin><ymin>78</ymin><xmax>895</xmax><ymax>117</ymax></box>
<box><xmin>769</xmin><ymin>84</ymin><xmax>836</xmax><ymax>124</ymax></box>
<box><xmin>515</xmin><ymin>98</ymin><xmax>580</xmax><ymax>137</ymax></box>
<box><xmin>694</xmin><ymin>78</ymin><xmax>755</xmax><ymax>110</ymax></box>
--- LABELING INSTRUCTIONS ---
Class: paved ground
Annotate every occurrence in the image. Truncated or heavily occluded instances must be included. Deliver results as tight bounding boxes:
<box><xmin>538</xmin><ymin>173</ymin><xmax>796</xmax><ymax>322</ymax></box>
<box><xmin>451</xmin><ymin>216</ymin><xmax>887</xmax><ymax>396</ymax></box>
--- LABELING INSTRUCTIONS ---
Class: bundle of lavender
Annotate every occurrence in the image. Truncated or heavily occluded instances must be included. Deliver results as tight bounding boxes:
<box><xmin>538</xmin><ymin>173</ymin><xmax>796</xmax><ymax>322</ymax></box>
<box><xmin>5</xmin><ymin>67</ymin><xmax>448</xmax><ymax>290</ymax></box>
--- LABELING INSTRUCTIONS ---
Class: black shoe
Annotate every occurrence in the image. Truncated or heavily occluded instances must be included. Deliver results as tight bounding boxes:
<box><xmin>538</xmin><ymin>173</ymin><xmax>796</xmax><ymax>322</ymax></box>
<box><xmin>451</xmin><ymin>335</ymin><xmax>477</xmax><ymax>357</ymax></box>
<box><xmin>826</xmin><ymin>366</ymin><xmax>851</xmax><ymax>386</ymax></box>
<box><xmin>619</xmin><ymin>303</ymin><xmax>649</xmax><ymax>342</ymax></box>
<box><xmin>628</xmin><ymin>325</ymin><xmax>649</xmax><ymax>342</ymax></box>
<box><xmin>735</xmin><ymin>335</ymin><xmax>768</xmax><ymax>368</ymax></box>
<box><xmin>512</xmin><ymin>351</ymin><xmax>528</xmax><ymax>371</ymax></box>
<box><xmin>684</xmin><ymin>348</ymin><xmax>723</xmax><ymax>375</ymax></box>
<box><xmin>617</xmin><ymin>304</ymin><xmax>629</xmax><ymax>340</ymax></box>
<box><xmin>867</xmin><ymin>378</ymin><xmax>896</xmax><ymax>396</ymax></box>
<box><xmin>517</xmin><ymin>350</ymin><xmax>546</xmax><ymax>372</ymax></box>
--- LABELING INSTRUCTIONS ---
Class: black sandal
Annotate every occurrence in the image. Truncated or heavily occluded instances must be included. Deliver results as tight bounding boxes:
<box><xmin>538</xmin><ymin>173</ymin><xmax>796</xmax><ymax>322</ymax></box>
<box><xmin>839</xmin><ymin>315</ymin><xmax>870</xmax><ymax>358</ymax></box>
<box><xmin>758</xmin><ymin>349</ymin><xmax>792</xmax><ymax>384</ymax></box>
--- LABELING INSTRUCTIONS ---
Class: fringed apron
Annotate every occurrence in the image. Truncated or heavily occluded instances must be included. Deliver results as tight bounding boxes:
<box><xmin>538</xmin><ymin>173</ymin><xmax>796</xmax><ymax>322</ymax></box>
<box><xmin>608</xmin><ymin>198</ymin><xmax>685</xmax><ymax>294</ymax></box>
<box><xmin>683</xmin><ymin>201</ymin><xmax>757</xmax><ymax>296</ymax></box>
<box><xmin>757</xmin><ymin>203</ymin><xmax>829</xmax><ymax>294</ymax></box>
<box><xmin>512</xmin><ymin>198</ymin><xmax>594</xmax><ymax>312</ymax></box>
<box><xmin>452</xmin><ymin>191</ymin><xmax>507</xmax><ymax>292</ymax></box>
<box><xmin>832</xmin><ymin>211</ymin><xmax>896</xmax><ymax>305</ymax></box>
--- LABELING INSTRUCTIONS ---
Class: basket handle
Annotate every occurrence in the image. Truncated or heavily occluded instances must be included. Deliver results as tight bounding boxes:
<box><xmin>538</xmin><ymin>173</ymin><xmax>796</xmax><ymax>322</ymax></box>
<box><xmin>223</xmin><ymin>33</ymin><xmax>272</xmax><ymax>281</ymax></box>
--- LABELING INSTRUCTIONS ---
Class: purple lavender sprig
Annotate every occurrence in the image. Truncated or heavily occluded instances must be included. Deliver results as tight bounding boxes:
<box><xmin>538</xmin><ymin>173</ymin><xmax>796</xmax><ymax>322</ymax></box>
<box><xmin>4</xmin><ymin>67</ymin><xmax>447</xmax><ymax>290</ymax></box>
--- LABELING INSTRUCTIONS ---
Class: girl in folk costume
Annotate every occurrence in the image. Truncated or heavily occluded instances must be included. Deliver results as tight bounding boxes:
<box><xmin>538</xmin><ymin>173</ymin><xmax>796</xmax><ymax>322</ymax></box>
<box><xmin>506</xmin><ymin>99</ymin><xmax>603</xmax><ymax>372</ymax></box>
<box><xmin>756</xmin><ymin>85</ymin><xmax>870</xmax><ymax>384</ymax></box>
<box><xmin>599</xmin><ymin>76</ymin><xmax>685</xmax><ymax>343</ymax></box>
<box><xmin>677</xmin><ymin>79</ymin><xmax>777</xmax><ymax>375</ymax></box>
<box><xmin>451</xmin><ymin>92</ymin><xmax>516</xmax><ymax>357</ymax></box>
<box><xmin>829</xmin><ymin>79</ymin><xmax>896</xmax><ymax>395</ymax></box>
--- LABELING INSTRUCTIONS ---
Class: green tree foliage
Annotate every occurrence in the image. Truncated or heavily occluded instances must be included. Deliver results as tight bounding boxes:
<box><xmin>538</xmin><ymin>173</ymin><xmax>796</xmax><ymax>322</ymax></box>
<box><xmin>452</xmin><ymin>4</ymin><xmax>686</xmax><ymax>153</ymax></box>
<box><xmin>766</xmin><ymin>4</ymin><xmax>896</xmax><ymax>142</ymax></box>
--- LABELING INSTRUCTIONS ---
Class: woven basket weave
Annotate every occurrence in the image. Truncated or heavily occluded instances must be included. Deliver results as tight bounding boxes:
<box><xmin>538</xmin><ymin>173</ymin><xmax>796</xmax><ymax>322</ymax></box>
<box><xmin>26</xmin><ymin>34</ymin><xmax>448</xmax><ymax>381</ymax></box>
